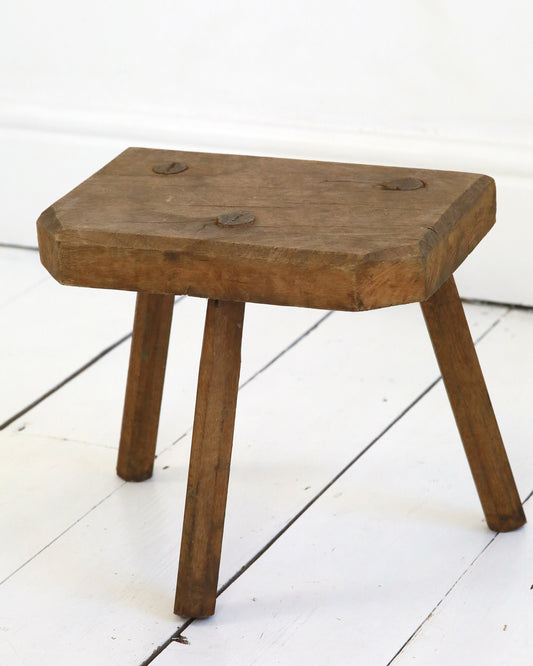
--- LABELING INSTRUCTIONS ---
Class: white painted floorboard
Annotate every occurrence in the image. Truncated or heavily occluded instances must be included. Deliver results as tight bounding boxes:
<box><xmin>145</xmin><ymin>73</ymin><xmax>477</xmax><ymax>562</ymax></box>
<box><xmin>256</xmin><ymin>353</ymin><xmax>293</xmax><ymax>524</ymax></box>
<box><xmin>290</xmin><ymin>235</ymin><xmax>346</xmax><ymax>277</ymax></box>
<box><xmin>1</xmin><ymin>250</ymin><xmax>531</xmax><ymax>665</ymax></box>
<box><xmin>0</xmin><ymin>269</ymin><xmax>135</xmax><ymax>427</ymax></box>
<box><xmin>152</xmin><ymin>310</ymin><xmax>533</xmax><ymax>666</ymax></box>
<box><xmin>153</xmin><ymin>388</ymin><xmax>496</xmax><ymax>665</ymax></box>
<box><xmin>0</xmin><ymin>430</ymin><xmax>121</xmax><ymax>583</ymax></box>
<box><xmin>8</xmin><ymin>296</ymin><xmax>327</xmax><ymax>452</ymax></box>
<box><xmin>391</xmin><ymin>309</ymin><xmax>533</xmax><ymax>666</ymax></box>
<box><xmin>392</xmin><ymin>499</ymin><xmax>533</xmax><ymax>666</ymax></box>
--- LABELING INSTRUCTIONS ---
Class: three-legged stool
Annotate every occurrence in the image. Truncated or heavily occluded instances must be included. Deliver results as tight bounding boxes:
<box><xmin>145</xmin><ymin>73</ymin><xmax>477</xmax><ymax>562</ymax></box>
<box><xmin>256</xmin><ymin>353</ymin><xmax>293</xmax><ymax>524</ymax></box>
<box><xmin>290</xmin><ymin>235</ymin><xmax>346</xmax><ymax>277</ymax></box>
<box><xmin>37</xmin><ymin>148</ymin><xmax>526</xmax><ymax>618</ymax></box>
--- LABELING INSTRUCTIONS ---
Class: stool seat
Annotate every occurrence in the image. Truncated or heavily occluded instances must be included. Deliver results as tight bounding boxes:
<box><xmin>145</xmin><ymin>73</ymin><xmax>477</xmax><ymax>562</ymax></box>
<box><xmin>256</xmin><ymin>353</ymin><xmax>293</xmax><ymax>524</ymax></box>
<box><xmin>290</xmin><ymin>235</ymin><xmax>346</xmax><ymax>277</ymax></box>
<box><xmin>37</xmin><ymin>147</ymin><xmax>495</xmax><ymax>311</ymax></box>
<box><xmin>36</xmin><ymin>147</ymin><xmax>524</xmax><ymax>620</ymax></box>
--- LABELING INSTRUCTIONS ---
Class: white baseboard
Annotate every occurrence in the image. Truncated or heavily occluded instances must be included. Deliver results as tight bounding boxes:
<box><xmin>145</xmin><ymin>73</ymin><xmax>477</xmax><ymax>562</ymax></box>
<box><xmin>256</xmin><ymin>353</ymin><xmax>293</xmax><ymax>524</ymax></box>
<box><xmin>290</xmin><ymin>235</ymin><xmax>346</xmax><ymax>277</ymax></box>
<box><xmin>2</xmin><ymin>103</ymin><xmax>532</xmax><ymax>178</ymax></box>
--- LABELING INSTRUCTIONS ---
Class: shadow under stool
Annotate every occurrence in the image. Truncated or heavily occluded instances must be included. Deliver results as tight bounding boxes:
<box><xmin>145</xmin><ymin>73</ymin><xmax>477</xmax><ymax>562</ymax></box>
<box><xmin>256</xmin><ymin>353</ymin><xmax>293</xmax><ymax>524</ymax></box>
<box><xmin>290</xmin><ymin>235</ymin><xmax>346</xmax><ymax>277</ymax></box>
<box><xmin>36</xmin><ymin>147</ymin><xmax>526</xmax><ymax>618</ymax></box>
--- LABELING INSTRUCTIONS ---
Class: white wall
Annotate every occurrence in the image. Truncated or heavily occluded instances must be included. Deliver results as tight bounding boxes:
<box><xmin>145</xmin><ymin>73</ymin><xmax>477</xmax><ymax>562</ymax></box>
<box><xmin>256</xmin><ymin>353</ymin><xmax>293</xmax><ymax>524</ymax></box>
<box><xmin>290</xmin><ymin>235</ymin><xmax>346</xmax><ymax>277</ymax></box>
<box><xmin>2</xmin><ymin>0</ymin><xmax>532</xmax><ymax>303</ymax></box>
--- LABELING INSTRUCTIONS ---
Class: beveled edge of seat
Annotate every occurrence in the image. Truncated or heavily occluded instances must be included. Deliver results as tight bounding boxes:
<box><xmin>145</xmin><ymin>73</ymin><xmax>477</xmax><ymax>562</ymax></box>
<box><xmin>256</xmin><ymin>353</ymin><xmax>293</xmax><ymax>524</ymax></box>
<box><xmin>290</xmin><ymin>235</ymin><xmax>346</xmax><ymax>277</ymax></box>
<box><xmin>36</xmin><ymin>153</ymin><xmax>496</xmax><ymax>312</ymax></box>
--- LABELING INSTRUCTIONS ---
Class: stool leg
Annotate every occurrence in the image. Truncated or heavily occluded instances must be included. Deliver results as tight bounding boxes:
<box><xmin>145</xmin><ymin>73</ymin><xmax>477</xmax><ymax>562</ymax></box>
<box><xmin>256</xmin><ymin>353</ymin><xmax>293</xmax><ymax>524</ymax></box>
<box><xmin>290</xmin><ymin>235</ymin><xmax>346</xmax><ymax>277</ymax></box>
<box><xmin>117</xmin><ymin>292</ymin><xmax>174</xmax><ymax>481</ymax></box>
<box><xmin>175</xmin><ymin>299</ymin><xmax>245</xmax><ymax>617</ymax></box>
<box><xmin>420</xmin><ymin>276</ymin><xmax>525</xmax><ymax>532</ymax></box>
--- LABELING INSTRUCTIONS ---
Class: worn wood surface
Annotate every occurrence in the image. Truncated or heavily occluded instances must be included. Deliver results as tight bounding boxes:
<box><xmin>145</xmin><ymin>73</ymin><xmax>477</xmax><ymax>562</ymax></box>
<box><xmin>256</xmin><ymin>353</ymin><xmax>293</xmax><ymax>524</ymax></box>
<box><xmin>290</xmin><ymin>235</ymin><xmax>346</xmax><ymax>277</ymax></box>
<box><xmin>421</xmin><ymin>277</ymin><xmax>525</xmax><ymax>532</ymax></box>
<box><xmin>37</xmin><ymin>148</ymin><xmax>495</xmax><ymax>310</ymax></box>
<box><xmin>116</xmin><ymin>292</ymin><xmax>174</xmax><ymax>481</ymax></box>
<box><xmin>175</xmin><ymin>299</ymin><xmax>245</xmax><ymax>617</ymax></box>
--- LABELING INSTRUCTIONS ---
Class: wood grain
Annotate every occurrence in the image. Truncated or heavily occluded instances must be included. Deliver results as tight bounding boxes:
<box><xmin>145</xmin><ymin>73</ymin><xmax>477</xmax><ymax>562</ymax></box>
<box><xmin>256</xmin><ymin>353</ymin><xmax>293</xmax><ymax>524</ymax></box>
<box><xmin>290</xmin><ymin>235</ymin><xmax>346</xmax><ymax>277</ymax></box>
<box><xmin>175</xmin><ymin>299</ymin><xmax>245</xmax><ymax>617</ymax></box>
<box><xmin>37</xmin><ymin>147</ymin><xmax>496</xmax><ymax>311</ymax></box>
<box><xmin>117</xmin><ymin>292</ymin><xmax>174</xmax><ymax>481</ymax></box>
<box><xmin>421</xmin><ymin>277</ymin><xmax>525</xmax><ymax>532</ymax></box>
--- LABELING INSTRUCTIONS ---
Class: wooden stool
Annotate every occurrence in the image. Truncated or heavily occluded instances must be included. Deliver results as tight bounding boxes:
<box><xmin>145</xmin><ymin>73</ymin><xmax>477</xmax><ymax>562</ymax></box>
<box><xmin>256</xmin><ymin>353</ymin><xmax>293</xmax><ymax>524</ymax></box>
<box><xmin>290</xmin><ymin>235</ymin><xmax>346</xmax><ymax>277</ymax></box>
<box><xmin>37</xmin><ymin>148</ymin><xmax>526</xmax><ymax>618</ymax></box>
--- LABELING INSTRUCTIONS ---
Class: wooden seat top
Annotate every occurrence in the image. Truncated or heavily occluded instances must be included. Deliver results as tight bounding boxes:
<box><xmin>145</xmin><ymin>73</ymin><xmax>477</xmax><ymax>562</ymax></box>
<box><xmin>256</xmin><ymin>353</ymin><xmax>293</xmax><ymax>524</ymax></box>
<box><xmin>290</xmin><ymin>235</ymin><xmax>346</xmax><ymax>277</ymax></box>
<box><xmin>37</xmin><ymin>147</ymin><xmax>495</xmax><ymax>311</ymax></box>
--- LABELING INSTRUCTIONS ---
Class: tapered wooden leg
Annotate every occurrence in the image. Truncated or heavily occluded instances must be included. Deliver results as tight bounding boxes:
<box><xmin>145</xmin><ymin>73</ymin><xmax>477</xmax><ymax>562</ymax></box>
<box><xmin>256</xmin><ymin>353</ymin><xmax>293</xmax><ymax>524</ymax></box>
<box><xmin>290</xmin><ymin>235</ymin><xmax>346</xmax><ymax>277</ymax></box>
<box><xmin>175</xmin><ymin>299</ymin><xmax>245</xmax><ymax>617</ymax></box>
<box><xmin>116</xmin><ymin>292</ymin><xmax>174</xmax><ymax>481</ymax></box>
<box><xmin>421</xmin><ymin>276</ymin><xmax>525</xmax><ymax>532</ymax></box>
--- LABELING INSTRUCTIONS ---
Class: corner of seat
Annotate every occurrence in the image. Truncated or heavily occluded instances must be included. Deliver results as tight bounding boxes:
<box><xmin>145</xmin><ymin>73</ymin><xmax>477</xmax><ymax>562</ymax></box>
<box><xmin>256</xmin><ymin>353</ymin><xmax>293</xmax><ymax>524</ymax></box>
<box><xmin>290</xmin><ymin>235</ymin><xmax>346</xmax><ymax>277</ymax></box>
<box><xmin>36</xmin><ymin>205</ymin><xmax>67</xmax><ymax>283</ymax></box>
<box><xmin>420</xmin><ymin>173</ymin><xmax>497</xmax><ymax>302</ymax></box>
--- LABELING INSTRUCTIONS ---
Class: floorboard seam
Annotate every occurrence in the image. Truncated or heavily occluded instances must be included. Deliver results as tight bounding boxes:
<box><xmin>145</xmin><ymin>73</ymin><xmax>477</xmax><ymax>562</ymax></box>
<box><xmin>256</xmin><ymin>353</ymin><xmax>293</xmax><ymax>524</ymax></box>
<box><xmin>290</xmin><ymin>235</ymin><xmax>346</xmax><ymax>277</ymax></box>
<box><xmin>154</xmin><ymin>310</ymin><xmax>336</xmax><ymax>460</ymax></box>
<box><xmin>0</xmin><ymin>331</ymin><xmax>133</xmax><ymax>430</ymax></box>
<box><xmin>462</xmin><ymin>297</ymin><xmax>533</xmax><ymax>313</ymax></box>
<box><xmin>387</xmin><ymin>487</ymin><xmax>533</xmax><ymax>666</ymax></box>
<box><xmin>138</xmin><ymin>619</ymin><xmax>194</xmax><ymax>666</ymax></box>
<box><xmin>386</xmin><ymin>530</ymin><xmax>500</xmax><ymax>666</ymax></box>
<box><xmin>238</xmin><ymin>310</ymin><xmax>334</xmax><ymax>391</ymax></box>
<box><xmin>0</xmin><ymin>296</ymin><xmax>186</xmax><ymax>431</ymax></box>
<box><xmin>0</xmin><ymin>482</ymin><xmax>126</xmax><ymax>588</ymax></box>
<box><xmin>387</xmin><ymin>429</ymin><xmax>532</xmax><ymax>665</ymax></box>
<box><xmin>0</xmin><ymin>242</ymin><xmax>39</xmax><ymax>251</ymax></box>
